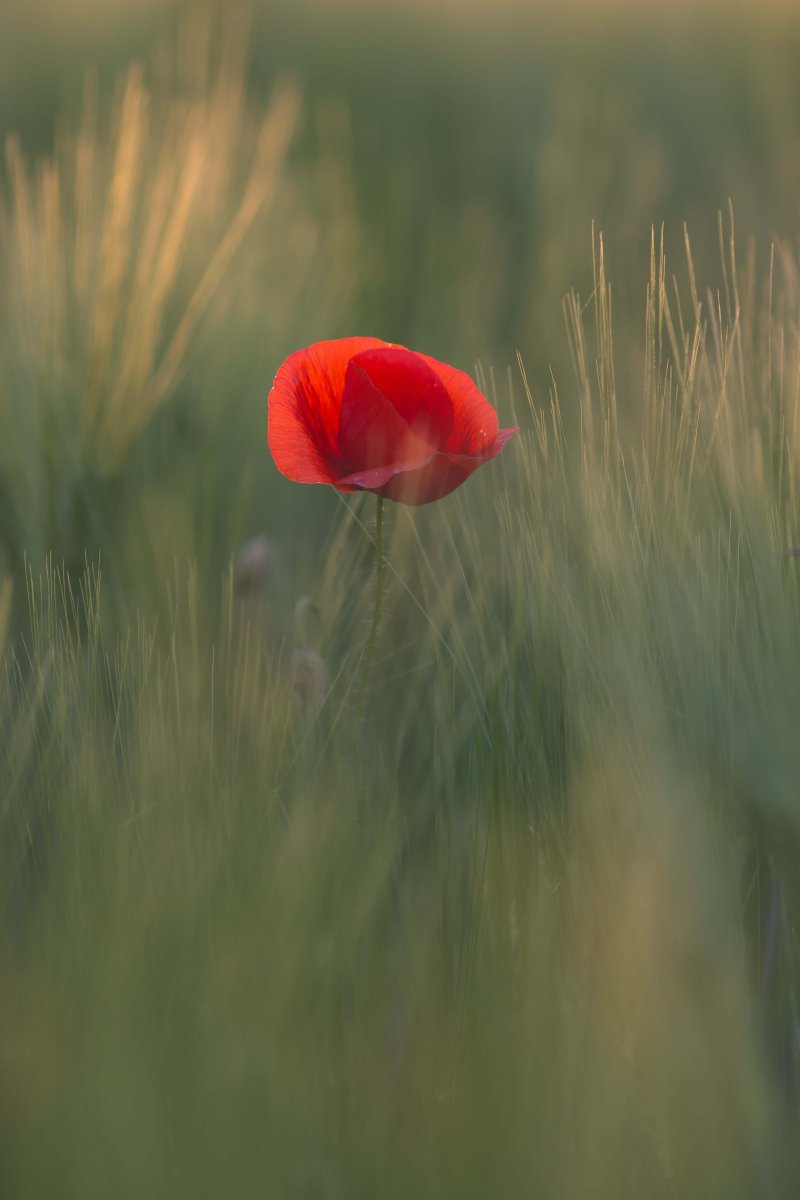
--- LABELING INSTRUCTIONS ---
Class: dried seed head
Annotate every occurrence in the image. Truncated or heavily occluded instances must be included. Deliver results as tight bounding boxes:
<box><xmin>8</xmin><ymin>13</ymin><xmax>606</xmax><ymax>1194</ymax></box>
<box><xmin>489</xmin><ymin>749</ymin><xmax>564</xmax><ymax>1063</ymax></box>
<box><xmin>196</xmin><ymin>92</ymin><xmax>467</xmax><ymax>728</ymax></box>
<box><xmin>291</xmin><ymin>646</ymin><xmax>328</xmax><ymax>709</ymax></box>
<box><xmin>234</xmin><ymin>535</ymin><xmax>276</xmax><ymax>597</ymax></box>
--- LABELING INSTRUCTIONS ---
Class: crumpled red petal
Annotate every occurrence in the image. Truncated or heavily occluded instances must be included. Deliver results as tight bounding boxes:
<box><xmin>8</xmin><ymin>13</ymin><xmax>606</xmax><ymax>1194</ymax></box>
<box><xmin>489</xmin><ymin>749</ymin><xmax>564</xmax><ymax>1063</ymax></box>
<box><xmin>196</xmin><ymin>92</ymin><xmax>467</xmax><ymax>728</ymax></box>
<box><xmin>338</xmin><ymin>356</ymin><xmax>440</xmax><ymax>473</ymax></box>
<box><xmin>346</xmin><ymin>347</ymin><xmax>454</xmax><ymax>449</ymax></box>
<box><xmin>339</xmin><ymin>426</ymin><xmax>517</xmax><ymax>505</ymax></box>
<box><xmin>268</xmin><ymin>337</ymin><xmax>389</xmax><ymax>484</ymax></box>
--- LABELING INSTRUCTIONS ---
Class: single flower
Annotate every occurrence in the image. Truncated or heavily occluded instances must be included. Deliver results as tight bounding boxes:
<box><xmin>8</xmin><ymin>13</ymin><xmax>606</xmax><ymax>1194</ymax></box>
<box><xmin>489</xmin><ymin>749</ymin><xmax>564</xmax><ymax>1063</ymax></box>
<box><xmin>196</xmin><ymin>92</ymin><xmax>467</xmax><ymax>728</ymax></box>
<box><xmin>268</xmin><ymin>337</ymin><xmax>517</xmax><ymax>505</ymax></box>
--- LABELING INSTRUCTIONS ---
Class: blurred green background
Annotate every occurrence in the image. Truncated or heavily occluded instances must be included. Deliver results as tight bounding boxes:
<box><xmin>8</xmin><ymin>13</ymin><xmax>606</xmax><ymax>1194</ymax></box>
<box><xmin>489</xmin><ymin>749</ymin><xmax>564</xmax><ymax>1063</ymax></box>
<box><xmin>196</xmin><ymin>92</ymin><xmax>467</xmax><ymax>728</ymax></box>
<box><xmin>3</xmin><ymin>3</ymin><xmax>800</xmax><ymax>1197</ymax></box>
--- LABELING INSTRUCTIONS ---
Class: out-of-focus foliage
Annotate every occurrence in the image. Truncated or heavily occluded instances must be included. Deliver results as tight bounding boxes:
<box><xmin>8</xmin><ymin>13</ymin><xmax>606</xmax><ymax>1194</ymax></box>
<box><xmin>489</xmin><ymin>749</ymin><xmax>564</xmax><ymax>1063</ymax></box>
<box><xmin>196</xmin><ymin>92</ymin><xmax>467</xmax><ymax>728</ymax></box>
<box><xmin>2</xmin><ymin>3</ymin><xmax>800</xmax><ymax>1197</ymax></box>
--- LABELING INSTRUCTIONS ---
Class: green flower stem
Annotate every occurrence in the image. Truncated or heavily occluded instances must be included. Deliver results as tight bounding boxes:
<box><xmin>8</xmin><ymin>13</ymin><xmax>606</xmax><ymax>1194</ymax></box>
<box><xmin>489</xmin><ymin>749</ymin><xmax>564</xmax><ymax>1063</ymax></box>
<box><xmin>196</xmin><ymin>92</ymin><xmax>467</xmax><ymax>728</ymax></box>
<box><xmin>357</xmin><ymin>494</ymin><xmax>385</xmax><ymax>713</ymax></box>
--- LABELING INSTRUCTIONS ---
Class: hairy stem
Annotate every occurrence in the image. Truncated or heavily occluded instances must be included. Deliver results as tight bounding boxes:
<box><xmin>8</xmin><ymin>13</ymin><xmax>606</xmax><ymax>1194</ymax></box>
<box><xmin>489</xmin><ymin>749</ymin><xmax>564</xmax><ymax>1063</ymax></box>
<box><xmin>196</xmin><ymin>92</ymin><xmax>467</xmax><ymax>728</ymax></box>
<box><xmin>357</xmin><ymin>495</ymin><xmax>385</xmax><ymax>713</ymax></box>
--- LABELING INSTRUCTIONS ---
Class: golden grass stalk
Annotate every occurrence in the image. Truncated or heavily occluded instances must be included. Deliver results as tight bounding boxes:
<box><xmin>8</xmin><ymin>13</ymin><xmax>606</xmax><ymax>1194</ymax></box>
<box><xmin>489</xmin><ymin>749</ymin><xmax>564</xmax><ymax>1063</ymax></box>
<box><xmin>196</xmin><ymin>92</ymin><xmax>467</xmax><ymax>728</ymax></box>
<box><xmin>1</xmin><ymin>12</ymin><xmax>300</xmax><ymax>474</ymax></box>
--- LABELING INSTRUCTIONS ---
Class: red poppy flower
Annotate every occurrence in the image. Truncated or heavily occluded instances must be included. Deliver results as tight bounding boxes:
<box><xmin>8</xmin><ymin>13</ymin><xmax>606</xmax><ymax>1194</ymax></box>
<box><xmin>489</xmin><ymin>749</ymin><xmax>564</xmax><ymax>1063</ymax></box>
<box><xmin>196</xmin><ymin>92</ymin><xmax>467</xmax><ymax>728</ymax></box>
<box><xmin>268</xmin><ymin>337</ymin><xmax>517</xmax><ymax>506</ymax></box>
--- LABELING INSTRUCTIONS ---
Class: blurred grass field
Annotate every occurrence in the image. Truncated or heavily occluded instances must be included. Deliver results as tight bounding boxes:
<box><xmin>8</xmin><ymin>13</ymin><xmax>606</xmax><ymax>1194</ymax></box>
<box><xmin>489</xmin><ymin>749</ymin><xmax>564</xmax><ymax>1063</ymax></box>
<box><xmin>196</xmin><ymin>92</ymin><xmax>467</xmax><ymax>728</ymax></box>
<box><xmin>2</xmin><ymin>1</ymin><xmax>800</xmax><ymax>1196</ymax></box>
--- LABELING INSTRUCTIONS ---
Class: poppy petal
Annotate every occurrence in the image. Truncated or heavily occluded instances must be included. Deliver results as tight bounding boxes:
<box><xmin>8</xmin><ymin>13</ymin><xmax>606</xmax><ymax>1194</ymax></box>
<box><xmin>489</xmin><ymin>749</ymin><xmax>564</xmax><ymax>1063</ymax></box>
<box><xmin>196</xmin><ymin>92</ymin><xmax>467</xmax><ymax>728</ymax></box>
<box><xmin>338</xmin><ymin>428</ymin><xmax>517</xmax><ymax>506</ymax></box>
<box><xmin>348</xmin><ymin>347</ymin><xmax>454</xmax><ymax>449</ymax></box>
<box><xmin>416</xmin><ymin>353</ymin><xmax>503</xmax><ymax>454</ymax></box>
<box><xmin>268</xmin><ymin>337</ymin><xmax>389</xmax><ymax>484</ymax></box>
<box><xmin>381</xmin><ymin>436</ymin><xmax>514</xmax><ymax>505</ymax></box>
<box><xmin>338</xmin><ymin>358</ymin><xmax>441</xmax><ymax>473</ymax></box>
<box><xmin>337</xmin><ymin>452</ymin><xmax>439</xmax><ymax>493</ymax></box>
